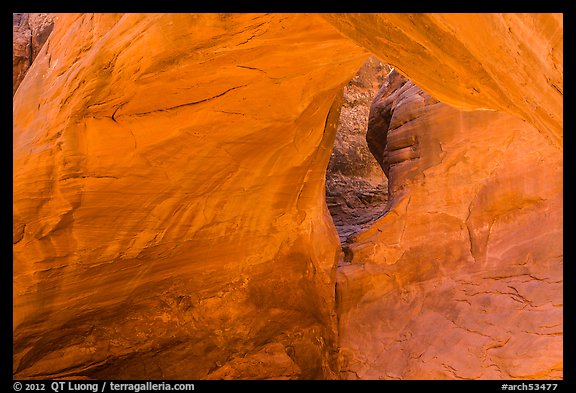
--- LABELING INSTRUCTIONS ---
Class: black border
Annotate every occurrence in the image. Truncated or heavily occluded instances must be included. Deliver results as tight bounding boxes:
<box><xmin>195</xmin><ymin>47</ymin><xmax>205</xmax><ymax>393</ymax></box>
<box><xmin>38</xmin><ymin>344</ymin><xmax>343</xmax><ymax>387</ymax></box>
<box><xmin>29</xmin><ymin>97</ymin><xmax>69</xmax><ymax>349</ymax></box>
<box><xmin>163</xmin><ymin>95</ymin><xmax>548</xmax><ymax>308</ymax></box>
<box><xmin>6</xmin><ymin>8</ymin><xmax>16</xmax><ymax>388</ymax></box>
<box><xmin>7</xmin><ymin>2</ymin><xmax>573</xmax><ymax>391</ymax></box>
<box><xmin>6</xmin><ymin>0</ymin><xmax>569</xmax><ymax>13</ymax></box>
<box><xmin>562</xmin><ymin>5</ymin><xmax>574</xmax><ymax>389</ymax></box>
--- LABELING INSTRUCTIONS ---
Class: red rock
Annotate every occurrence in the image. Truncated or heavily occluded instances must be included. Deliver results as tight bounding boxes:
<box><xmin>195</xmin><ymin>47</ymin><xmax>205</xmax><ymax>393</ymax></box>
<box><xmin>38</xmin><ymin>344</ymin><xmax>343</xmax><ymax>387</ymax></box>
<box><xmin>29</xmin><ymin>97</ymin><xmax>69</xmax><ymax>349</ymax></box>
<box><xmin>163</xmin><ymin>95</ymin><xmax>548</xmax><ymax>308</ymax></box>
<box><xmin>326</xmin><ymin>56</ymin><xmax>390</xmax><ymax>243</ymax></box>
<box><xmin>13</xmin><ymin>13</ymin><xmax>562</xmax><ymax>380</ymax></box>
<box><xmin>12</xmin><ymin>13</ymin><xmax>55</xmax><ymax>95</ymax></box>
<box><xmin>205</xmin><ymin>343</ymin><xmax>302</xmax><ymax>380</ymax></box>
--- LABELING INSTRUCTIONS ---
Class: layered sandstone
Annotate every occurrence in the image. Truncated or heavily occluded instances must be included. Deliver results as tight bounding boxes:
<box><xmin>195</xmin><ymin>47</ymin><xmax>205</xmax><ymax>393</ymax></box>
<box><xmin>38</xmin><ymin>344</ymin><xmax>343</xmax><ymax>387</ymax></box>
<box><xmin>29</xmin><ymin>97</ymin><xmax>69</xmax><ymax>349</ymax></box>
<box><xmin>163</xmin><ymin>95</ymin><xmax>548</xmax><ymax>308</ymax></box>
<box><xmin>14</xmin><ymin>13</ymin><xmax>562</xmax><ymax>380</ymax></box>
<box><xmin>338</xmin><ymin>71</ymin><xmax>562</xmax><ymax>379</ymax></box>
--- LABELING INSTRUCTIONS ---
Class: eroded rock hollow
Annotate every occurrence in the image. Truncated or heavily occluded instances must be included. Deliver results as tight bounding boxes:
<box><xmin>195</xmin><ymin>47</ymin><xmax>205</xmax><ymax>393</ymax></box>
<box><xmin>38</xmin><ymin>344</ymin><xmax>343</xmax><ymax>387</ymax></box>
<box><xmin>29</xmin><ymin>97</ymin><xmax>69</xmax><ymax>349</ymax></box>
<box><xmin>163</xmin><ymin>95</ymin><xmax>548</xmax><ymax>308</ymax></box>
<box><xmin>13</xmin><ymin>13</ymin><xmax>562</xmax><ymax>380</ymax></box>
<box><xmin>325</xmin><ymin>56</ymin><xmax>390</xmax><ymax>244</ymax></box>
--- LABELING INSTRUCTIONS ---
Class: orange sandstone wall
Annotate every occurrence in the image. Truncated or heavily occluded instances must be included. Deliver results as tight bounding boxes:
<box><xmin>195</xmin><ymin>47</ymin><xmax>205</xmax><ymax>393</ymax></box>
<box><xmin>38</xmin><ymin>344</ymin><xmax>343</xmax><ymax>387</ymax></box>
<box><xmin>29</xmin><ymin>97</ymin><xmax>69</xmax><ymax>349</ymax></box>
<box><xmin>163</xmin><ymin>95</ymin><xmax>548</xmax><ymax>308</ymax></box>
<box><xmin>337</xmin><ymin>72</ymin><xmax>562</xmax><ymax>379</ymax></box>
<box><xmin>13</xmin><ymin>13</ymin><xmax>562</xmax><ymax>380</ymax></box>
<box><xmin>13</xmin><ymin>13</ymin><xmax>368</xmax><ymax>379</ymax></box>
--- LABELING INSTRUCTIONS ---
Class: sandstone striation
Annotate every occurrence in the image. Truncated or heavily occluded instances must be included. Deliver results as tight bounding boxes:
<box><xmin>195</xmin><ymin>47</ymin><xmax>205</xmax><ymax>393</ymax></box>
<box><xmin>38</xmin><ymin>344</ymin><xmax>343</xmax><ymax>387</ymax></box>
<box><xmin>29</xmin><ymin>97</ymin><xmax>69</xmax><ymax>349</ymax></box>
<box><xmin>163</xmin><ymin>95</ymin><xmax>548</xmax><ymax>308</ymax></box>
<box><xmin>13</xmin><ymin>13</ymin><xmax>562</xmax><ymax>380</ymax></box>
<box><xmin>338</xmin><ymin>71</ymin><xmax>562</xmax><ymax>379</ymax></box>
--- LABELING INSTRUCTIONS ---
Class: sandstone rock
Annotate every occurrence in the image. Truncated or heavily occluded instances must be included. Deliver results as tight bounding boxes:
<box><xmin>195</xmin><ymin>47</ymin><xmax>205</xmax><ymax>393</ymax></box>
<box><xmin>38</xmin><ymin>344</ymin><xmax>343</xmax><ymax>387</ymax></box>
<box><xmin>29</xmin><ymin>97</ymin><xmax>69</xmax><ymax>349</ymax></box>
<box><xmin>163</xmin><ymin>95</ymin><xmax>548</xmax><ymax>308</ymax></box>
<box><xmin>323</xmin><ymin>13</ymin><xmax>563</xmax><ymax>148</ymax></box>
<box><xmin>13</xmin><ymin>16</ymin><xmax>31</xmax><ymax>95</ymax></box>
<box><xmin>337</xmin><ymin>71</ymin><xmax>562</xmax><ymax>379</ymax></box>
<box><xmin>13</xmin><ymin>13</ymin><xmax>368</xmax><ymax>380</ymax></box>
<box><xmin>28</xmin><ymin>13</ymin><xmax>56</xmax><ymax>57</ymax></box>
<box><xmin>13</xmin><ymin>13</ymin><xmax>562</xmax><ymax>380</ymax></box>
<box><xmin>12</xmin><ymin>13</ymin><xmax>55</xmax><ymax>95</ymax></box>
<box><xmin>325</xmin><ymin>56</ymin><xmax>390</xmax><ymax>244</ymax></box>
<box><xmin>205</xmin><ymin>343</ymin><xmax>302</xmax><ymax>380</ymax></box>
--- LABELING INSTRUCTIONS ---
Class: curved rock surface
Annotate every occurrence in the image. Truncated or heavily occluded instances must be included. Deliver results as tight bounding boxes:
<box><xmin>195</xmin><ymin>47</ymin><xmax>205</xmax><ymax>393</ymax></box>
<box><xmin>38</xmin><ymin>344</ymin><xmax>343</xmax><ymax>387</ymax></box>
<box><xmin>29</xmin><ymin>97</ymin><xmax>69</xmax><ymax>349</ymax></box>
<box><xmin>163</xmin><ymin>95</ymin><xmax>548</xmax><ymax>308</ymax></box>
<box><xmin>338</xmin><ymin>71</ymin><xmax>562</xmax><ymax>379</ymax></box>
<box><xmin>14</xmin><ymin>13</ymin><xmax>562</xmax><ymax>379</ymax></box>
<box><xmin>323</xmin><ymin>13</ymin><xmax>563</xmax><ymax>148</ymax></box>
<box><xmin>13</xmin><ymin>13</ymin><xmax>368</xmax><ymax>379</ymax></box>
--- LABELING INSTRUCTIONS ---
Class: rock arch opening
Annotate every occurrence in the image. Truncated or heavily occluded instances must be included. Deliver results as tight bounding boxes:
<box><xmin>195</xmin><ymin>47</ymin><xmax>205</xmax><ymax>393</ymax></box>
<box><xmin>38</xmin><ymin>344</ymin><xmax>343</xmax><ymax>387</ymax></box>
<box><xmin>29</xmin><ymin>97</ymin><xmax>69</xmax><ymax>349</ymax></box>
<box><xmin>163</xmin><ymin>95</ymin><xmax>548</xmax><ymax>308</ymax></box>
<box><xmin>325</xmin><ymin>56</ymin><xmax>391</xmax><ymax>245</ymax></box>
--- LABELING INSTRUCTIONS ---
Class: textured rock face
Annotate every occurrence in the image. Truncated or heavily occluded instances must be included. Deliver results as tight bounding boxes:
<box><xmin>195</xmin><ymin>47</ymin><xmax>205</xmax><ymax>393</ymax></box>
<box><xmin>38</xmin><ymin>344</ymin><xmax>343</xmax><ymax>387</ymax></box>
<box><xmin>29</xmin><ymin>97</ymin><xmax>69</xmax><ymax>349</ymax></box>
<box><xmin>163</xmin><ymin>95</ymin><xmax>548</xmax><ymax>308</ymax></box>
<box><xmin>14</xmin><ymin>13</ymin><xmax>562</xmax><ymax>380</ymax></box>
<box><xmin>13</xmin><ymin>13</ymin><xmax>368</xmax><ymax>379</ymax></box>
<box><xmin>325</xmin><ymin>56</ymin><xmax>390</xmax><ymax>243</ymax></box>
<box><xmin>12</xmin><ymin>13</ymin><xmax>55</xmax><ymax>95</ymax></box>
<box><xmin>338</xmin><ymin>71</ymin><xmax>562</xmax><ymax>379</ymax></box>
